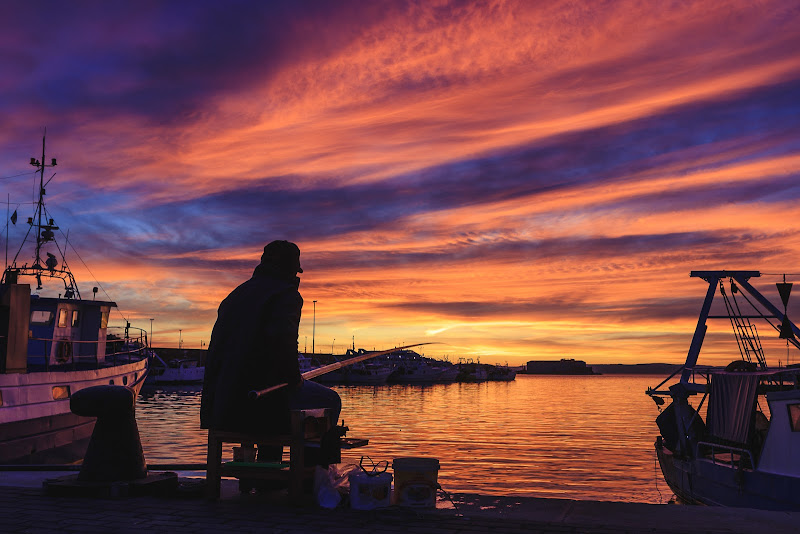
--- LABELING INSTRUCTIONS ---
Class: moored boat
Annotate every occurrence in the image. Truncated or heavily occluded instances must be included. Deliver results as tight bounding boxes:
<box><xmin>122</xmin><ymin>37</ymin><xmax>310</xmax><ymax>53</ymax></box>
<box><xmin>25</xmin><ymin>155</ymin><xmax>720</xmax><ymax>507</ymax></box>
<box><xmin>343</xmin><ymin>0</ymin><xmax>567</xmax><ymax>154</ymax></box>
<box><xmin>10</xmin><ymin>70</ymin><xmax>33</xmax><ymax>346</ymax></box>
<box><xmin>647</xmin><ymin>270</ymin><xmax>800</xmax><ymax>510</ymax></box>
<box><xmin>386</xmin><ymin>350</ymin><xmax>446</xmax><ymax>384</ymax></box>
<box><xmin>488</xmin><ymin>364</ymin><xmax>517</xmax><ymax>381</ymax></box>
<box><xmin>145</xmin><ymin>353</ymin><xmax>204</xmax><ymax>385</ymax></box>
<box><xmin>0</xmin><ymin>136</ymin><xmax>150</xmax><ymax>464</ymax></box>
<box><xmin>340</xmin><ymin>350</ymin><xmax>394</xmax><ymax>385</ymax></box>
<box><xmin>456</xmin><ymin>358</ymin><xmax>489</xmax><ymax>382</ymax></box>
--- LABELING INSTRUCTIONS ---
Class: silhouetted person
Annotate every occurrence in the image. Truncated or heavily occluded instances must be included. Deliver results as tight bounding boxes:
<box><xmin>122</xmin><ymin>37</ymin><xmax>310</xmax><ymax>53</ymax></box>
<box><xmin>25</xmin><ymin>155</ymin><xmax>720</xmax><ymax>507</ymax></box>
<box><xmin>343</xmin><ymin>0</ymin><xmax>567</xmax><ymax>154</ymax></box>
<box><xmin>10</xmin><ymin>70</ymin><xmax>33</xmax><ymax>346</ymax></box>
<box><xmin>200</xmin><ymin>241</ymin><xmax>341</xmax><ymax>439</ymax></box>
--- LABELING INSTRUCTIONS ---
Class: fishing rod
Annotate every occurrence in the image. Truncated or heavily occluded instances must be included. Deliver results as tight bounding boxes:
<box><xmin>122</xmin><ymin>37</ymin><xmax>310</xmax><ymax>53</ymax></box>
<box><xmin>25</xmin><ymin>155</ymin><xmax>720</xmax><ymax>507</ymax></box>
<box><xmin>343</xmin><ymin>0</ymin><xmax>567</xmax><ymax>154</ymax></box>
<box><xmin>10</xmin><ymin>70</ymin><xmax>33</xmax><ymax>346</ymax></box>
<box><xmin>248</xmin><ymin>342</ymin><xmax>437</xmax><ymax>399</ymax></box>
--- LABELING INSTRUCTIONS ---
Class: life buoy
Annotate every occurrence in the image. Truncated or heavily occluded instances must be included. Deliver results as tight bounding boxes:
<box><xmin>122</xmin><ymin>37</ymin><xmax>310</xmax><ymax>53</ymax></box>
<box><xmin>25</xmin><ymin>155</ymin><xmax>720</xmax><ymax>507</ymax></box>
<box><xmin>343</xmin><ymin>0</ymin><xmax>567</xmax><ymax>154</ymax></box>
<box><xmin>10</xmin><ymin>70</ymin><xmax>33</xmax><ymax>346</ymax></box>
<box><xmin>56</xmin><ymin>339</ymin><xmax>73</xmax><ymax>363</ymax></box>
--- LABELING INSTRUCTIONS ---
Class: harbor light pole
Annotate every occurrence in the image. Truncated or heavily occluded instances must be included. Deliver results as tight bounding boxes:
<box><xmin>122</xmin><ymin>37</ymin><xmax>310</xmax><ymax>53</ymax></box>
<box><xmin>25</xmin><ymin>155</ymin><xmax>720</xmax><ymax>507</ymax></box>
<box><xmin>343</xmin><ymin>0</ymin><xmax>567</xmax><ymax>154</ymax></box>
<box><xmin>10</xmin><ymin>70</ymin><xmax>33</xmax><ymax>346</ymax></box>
<box><xmin>150</xmin><ymin>318</ymin><xmax>154</xmax><ymax>347</ymax></box>
<box><xmin>312</xmin><ymin>300</ymin><xmax>317</xmax><ymax>356</ymax></box>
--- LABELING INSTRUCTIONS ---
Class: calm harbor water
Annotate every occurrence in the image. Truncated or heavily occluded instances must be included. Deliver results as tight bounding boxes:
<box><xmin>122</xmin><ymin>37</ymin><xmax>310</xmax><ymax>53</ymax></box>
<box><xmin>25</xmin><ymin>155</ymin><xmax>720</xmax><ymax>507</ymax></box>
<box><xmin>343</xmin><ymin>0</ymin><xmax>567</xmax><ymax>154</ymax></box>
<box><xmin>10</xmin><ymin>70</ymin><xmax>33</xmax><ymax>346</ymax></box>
<box><xmin>136</xmin><ymin>374</ymin><xmax>671</xmax><ymax>504</ymax></box>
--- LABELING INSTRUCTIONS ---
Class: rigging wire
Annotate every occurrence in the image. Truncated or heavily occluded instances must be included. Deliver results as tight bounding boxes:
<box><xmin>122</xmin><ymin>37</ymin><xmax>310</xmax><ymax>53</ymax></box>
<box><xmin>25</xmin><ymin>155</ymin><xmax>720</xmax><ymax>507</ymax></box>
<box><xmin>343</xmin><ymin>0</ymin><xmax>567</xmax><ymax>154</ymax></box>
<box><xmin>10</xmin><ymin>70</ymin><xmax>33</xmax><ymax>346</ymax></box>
<box><xmin>0</xmin><ymin>170</ymin><xmax>37</xmax><ymax>181</ymax></box>
<box><xmin>8</xmin><ymin>159</ymin><xmax>132</xmax><ymax>324</ymax></box>
<box><xmin>733</xmin><ymin>281</ymin><xmax>800</xmax><ymax>352</ymax></box>
<box><xmin>720</xmin><ymin>282</ymin><xmax>750</xmax><ymax>364</ymax></box>
<box><xmin>729</xmin><ymin>281</ymin><xmax>767</xmax><ymax>369</ymax></box>
<box><xmin>55</xmin><ymin>224</ymin><xmax>130</xmax><ymax>324</ymax></box>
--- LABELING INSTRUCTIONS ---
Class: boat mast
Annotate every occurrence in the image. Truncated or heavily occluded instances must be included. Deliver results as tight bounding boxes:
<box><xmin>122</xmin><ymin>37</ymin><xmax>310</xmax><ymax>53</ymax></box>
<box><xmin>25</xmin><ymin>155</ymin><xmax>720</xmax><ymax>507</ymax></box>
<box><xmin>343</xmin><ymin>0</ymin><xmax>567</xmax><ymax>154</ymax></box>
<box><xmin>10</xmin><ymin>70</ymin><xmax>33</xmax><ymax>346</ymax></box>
<box><xmin>29</xmin><ymin>132</ymin><xmax>60</xmax><ymax>290</ymax></box>
<box><xmin>3</xmin><ymin>133</ymin><xmax>80</xmax><ymax>298</ymax></box>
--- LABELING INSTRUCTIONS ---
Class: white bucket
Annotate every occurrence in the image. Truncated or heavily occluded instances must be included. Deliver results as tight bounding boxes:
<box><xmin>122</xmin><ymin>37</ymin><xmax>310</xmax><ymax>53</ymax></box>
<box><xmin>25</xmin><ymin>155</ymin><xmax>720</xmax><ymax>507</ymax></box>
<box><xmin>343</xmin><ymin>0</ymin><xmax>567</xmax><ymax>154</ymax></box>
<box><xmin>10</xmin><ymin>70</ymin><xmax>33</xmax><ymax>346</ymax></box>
<box><xmin>392</xmin><ymin>457</ymin><xmax>440</xmax><ymax>508</ymax></box>
<box><xmin>348</xmin><ymin>470</ymin><xmax>392</xmax><ymax>510</ymax></box>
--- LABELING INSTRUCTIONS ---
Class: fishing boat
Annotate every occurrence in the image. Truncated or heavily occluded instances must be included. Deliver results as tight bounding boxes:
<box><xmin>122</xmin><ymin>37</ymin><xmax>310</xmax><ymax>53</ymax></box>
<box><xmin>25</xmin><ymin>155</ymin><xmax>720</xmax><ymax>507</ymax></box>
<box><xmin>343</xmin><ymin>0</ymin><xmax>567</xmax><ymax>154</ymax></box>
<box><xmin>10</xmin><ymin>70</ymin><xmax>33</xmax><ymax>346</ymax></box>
<box><xmin>0</xmin><ymin>136</ymin><xmax>150</xmax><ymax>464</ymax></box>
<box><xmin>456</xmin><ymin>358</ymin><xmax>489</xmax><ymax>382</ymax></box>
<box><xmin>312</xmin><ymin>349</ymin><xmax>395</xmax><ymax>385</ymax></box>
<box><xmin>387</xmin><ymin>350</ymin><xmax>446</xmax><ymax>384</ymax></box>
<box><xmin>339</xmin><ymin>350</ymin><xmax>394</xmax><ymax>385</ymax></box>
<box><xmin>145</xmin><ymin>353</ymin><xmax>204</xmax><ymax>385</ymax></box>
<box><xmin>647</xmin><ymin>270</ymin><xmax>800</xmax><ymax>510</ymax></box>
<box><xmin>488</xmin><ymin>363</ymin><xmax>517</xmax><ymax>381</ymax></box>
<box><xmin>436</xmin><ymin>362</ymin><xmax>459</xmax><ymax>383</ymax></box>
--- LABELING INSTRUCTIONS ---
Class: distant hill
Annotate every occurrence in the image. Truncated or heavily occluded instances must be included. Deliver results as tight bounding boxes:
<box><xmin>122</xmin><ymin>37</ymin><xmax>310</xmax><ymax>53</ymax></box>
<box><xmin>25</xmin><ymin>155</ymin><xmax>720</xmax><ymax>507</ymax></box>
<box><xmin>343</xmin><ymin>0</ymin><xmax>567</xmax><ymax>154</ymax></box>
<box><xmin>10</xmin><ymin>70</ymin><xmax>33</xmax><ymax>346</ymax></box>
<box><xmin>589</xmin><ymin>363</ymin><xmax>681</xmax><ymax>375</ymax></box>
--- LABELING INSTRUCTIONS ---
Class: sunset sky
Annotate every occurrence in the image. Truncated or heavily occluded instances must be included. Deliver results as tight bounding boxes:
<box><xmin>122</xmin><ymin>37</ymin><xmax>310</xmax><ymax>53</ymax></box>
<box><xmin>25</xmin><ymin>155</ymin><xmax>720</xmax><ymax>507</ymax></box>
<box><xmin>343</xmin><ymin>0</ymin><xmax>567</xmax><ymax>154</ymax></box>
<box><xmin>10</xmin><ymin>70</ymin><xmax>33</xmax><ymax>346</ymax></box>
<box><xmin>1</xmin><ymin>1</ymin><xmax>799</xmax><ymax>367</ymax></box>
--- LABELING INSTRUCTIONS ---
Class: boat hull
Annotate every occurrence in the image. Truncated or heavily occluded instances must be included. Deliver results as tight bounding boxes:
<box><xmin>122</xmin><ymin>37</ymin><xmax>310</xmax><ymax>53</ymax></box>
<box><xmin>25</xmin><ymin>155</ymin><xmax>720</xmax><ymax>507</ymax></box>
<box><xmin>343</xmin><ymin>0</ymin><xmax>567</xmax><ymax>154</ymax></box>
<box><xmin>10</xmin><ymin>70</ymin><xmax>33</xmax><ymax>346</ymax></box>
<box><xmin>0</xmin><ymin>411</ymin><xmax>95</xmax><ymax>464</ymax></box>
<box><xmin>655</xmin><ymin>440</ymin><xmax>800</xmax><ymax>511</ymax></box>
<box><xmin>0</xmin><ymin>359</ymin><xmax>148</xmax><ymax>464</ymax></box>
<box><xmin>145</xmin><ymin>366</ymin><xmax>204</xmax><ymax>385</ymax></box>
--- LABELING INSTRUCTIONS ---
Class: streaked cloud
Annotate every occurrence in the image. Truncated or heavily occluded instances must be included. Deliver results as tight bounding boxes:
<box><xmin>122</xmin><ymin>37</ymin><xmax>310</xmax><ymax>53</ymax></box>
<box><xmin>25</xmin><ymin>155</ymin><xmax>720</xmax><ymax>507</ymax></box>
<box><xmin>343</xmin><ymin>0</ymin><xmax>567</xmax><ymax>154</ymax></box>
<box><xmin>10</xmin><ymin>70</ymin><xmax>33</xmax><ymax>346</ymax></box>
<box><xmin>1</xmin><ymin>0</ymin><xmax>799</xmax><ymax>366</ymax></box>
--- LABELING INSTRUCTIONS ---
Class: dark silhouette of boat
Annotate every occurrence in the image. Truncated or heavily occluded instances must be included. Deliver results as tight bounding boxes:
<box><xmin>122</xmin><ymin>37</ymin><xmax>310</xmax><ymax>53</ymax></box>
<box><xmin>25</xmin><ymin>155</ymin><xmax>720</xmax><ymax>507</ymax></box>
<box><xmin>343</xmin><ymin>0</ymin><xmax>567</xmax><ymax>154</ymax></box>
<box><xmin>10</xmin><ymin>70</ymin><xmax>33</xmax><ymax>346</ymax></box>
<box><xmin>647</xmin><ymin>271</ymin><xmax>800</xmax><ymax>510</ymax></box>
<box><xmin>0</xmin><ymin>135</ymin><xmax>150</xmax><ymax>464</ymax></box>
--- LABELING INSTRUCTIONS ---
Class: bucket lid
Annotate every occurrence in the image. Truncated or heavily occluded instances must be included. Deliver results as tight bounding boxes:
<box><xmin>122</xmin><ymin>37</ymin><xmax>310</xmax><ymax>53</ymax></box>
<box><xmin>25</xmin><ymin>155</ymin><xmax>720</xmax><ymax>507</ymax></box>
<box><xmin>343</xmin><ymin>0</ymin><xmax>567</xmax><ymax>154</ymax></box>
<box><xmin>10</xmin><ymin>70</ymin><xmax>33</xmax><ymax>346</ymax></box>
<box><xmin>392</xmin><ymin>457</ymin><xmax>440</xmax><ymax>470</ymax></box>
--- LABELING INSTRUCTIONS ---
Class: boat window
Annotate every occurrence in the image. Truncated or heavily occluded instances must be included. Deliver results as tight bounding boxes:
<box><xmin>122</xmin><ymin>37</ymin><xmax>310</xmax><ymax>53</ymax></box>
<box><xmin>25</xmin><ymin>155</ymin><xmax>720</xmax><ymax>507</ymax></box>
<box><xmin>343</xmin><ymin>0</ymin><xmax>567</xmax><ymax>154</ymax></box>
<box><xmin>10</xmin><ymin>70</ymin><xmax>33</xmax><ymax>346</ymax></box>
<box><xmin>52</xmin><ymin>385</ymin><xmax>70</xmax><ymax>400</ymax></box>
<box><xmin>788</xmin><ymin>404</ymin><xmax>800</xmax><ymax>432</ymax></box>
<box><xmin>57</xmin><ymin>308</ymin><xmax>68</xmax><ymax>328</ymax></box>
<box><xmin>71</xmin><ymin>310</ymin><xmax>80</xmax><ymax>327</ymax></box>
<box><xmin>30</xmin><ymin>310</ymin><xmax>53</xmax><ymax>325</ymax></box>
<box><xmin>101</xmin><ymin>311</ymin><xmax>109</xmax><ymax>329</ymax></box>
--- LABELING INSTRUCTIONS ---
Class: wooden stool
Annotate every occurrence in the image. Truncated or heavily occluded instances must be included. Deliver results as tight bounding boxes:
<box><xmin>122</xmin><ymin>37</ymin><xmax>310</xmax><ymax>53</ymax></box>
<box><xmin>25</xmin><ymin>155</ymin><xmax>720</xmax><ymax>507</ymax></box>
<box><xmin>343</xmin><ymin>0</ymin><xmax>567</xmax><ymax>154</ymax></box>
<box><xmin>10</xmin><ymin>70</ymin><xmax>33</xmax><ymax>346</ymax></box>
<box><xmin>206</xmin><ymin>408</ymin><xmax>331</xmax><ymax>502</ymax></box>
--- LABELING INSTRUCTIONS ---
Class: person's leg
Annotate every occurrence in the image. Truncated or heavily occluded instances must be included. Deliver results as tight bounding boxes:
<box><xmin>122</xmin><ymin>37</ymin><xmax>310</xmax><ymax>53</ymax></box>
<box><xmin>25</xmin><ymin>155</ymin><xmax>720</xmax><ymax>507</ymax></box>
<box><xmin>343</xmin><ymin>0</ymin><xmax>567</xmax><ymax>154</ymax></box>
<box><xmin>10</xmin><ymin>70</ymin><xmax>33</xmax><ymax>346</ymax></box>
<box><xmin>288</xmin><ymin>380</ymin><xmax>342</xmax><ymax>424</ymax></box>
<box><xmin>288</xmin><ymin>381</ymin><xmax>343</xmax><ymax>468</ymax></box>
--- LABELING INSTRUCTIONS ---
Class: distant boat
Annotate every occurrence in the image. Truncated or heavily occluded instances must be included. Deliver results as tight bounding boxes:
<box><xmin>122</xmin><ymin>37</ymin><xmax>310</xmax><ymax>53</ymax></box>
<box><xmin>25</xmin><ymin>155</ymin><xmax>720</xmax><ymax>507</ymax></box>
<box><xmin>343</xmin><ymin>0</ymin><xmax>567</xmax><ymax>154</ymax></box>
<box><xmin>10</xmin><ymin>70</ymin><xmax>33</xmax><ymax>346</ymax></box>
<box><xmin>340</xmin><ymin>350</ymin><xmax>394</xmax><ymax>385</ymax></box>
<box><xmin>386</xmin><ymin>350</ymin><xmax>447</xmax><ymax>384</ymax></box>
<box><xmin>647</xmin><ymin>270</ymin><xmax>800</xmax><ymax>510</ymax></box>
<box><xmin>310</xmin><ymin>349</ymin><xmax>395</xmax><ymax>385</ymax></box>
<box><xmin>488</xmin><ymin>364</ymin><xmax>517</xmax><ymax>381</ymax></box>
<box><xmin>145</xmin><ymin>353</ymin><xmax>204</xmax><ymax>385</ymax></box>
<box><xmin>0</xmin><ymin>136</ymin><xmax>149</xmax><ymax>464</ymax></box>
<box><xmin>436</xmin><ymin>363</ymin><xmax>459</xmax><ymax>383</ymax></box>
<box><xmin>456</xmin><ymin>359</ymin><xmax>489</xmax><ymax>382</ymax></box>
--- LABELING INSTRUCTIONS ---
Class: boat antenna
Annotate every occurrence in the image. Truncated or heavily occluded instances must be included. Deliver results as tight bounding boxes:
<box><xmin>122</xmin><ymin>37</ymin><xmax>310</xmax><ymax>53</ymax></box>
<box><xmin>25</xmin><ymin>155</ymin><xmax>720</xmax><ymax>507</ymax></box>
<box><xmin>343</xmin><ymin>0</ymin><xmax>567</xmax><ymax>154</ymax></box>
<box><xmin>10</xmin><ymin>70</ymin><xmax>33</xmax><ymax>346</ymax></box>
<box><xmin>5</xmin><ymin>193</ymin><xmax>8</xmax><ymax>271</ymax></box>
<box><xmin>33</xmin><ymin>129</ymin><xmax>54</xmax><ymax>273</ymax></box>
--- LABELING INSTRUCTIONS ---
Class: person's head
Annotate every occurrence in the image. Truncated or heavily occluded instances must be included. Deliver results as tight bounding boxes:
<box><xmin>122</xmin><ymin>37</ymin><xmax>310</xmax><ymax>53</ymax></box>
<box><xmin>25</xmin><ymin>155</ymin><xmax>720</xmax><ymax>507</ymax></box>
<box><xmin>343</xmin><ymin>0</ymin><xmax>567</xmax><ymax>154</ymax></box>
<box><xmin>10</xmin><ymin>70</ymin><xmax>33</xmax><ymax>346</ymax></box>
<box><xmin>261</xmin><ymin>240</ymin><xmax>303</xmax><ymax>279</ymax></box>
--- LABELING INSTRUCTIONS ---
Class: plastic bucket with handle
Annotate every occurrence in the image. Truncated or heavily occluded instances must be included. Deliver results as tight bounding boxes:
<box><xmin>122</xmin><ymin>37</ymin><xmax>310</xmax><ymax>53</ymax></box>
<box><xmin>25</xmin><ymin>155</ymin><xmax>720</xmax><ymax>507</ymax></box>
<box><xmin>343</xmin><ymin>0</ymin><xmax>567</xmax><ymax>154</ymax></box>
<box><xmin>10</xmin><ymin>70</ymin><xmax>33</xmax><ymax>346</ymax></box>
<box><xmin>391</xmin><ymin>457</ymin><xmax>439</xmax><ymax>508</ymax></box>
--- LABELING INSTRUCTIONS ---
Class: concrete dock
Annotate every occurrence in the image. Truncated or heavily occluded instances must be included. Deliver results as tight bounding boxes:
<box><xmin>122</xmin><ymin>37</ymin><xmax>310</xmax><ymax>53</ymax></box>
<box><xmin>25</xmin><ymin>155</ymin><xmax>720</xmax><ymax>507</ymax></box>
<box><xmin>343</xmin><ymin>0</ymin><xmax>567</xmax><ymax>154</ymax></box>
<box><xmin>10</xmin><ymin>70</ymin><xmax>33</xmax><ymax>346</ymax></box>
<box><xmin>1</xmin><ymin>472</ymin><xmax>798</xmax><ymax>533</ymax></box>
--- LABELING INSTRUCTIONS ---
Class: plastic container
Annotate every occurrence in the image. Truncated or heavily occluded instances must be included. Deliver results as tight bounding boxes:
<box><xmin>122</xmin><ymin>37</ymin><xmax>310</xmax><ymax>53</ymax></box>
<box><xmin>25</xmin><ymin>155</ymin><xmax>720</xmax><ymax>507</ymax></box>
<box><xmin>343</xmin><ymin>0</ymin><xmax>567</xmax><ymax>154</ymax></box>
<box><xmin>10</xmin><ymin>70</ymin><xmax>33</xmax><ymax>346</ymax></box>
<box><xmin>348</xmin><ymin>470</ymin><xmax>392</xmax><ymax>510</ymax></box>
<box><xmin>391</xmin><ymin>457</ymin><xmax>440</xmax><ymax>508</ymax></box>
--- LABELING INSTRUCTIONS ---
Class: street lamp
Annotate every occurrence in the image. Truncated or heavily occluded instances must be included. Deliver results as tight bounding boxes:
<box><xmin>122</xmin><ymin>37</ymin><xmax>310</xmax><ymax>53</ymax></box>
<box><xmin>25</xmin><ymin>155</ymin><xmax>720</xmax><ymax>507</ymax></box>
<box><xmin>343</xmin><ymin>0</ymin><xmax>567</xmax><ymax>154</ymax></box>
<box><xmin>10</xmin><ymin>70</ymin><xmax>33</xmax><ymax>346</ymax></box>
<box><xmin>312</xmin><ymin>300</ymin><xmax>317</xmax><ymax>356</ymax></box>
<box><xmin>331</xmin><ymin>338</ymin><xmax>335</xmax><ymax>356</ymax></box>
<box><xmin>149</xmin><ymin>318</ymin><xmax>154</xmax><ymax>347</ymax></box>
<box><xmin>179</xmin><ymin>329</ymin><xmax>182</xmax><ymax>349</ymax></box>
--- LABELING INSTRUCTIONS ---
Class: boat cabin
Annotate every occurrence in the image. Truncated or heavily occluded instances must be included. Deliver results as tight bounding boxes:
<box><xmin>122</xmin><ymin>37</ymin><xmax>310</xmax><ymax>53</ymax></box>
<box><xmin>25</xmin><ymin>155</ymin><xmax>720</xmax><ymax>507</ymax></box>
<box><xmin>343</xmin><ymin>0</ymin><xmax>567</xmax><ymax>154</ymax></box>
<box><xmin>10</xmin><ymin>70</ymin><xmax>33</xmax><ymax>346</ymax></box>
<box><xmin>759</xmin><ymin>388</ymin><xmax>800</xmax><ymax>476</ymax></box>
<box><xmin>0</xmin><ymin>281</ymin><xmax>116</xmax><ymax>372</ymax></box>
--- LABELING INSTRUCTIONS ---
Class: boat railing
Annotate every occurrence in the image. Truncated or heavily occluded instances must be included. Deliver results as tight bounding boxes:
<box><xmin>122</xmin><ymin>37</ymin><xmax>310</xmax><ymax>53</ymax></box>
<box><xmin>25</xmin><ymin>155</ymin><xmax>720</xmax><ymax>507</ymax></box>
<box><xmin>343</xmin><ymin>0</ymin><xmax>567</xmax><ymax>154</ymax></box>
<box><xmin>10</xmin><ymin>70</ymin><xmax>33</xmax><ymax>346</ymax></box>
<box><xmin>696</xmin><ymin>441</ymin><xmax>755</xmax><ymax>470</ymax></box>
<box><xmin>25</xmin><ymin>326</ymin><xmax>149</xmax><ymax>371</ymax></box>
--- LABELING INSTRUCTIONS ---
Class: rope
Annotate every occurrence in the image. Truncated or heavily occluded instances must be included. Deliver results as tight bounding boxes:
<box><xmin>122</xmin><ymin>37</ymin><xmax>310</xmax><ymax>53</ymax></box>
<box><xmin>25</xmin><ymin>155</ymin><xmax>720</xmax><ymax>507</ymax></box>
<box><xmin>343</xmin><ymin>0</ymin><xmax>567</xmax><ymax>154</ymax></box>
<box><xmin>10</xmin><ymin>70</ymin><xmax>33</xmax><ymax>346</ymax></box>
<box><xmin>653</xmin><ymin>453</ymin><xmax>663</xmax><ymax>504</ymax></box>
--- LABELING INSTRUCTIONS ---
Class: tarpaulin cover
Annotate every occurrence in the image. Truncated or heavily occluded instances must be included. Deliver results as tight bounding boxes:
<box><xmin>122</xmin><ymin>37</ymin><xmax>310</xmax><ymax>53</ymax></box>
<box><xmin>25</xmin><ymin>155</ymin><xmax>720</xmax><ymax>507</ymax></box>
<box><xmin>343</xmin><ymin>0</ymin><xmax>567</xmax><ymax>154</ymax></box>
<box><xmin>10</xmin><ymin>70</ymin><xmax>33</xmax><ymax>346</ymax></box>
<box><xmin>706</xmin><ymin>372</ymin><xmax>760</xmax><ymax>444</ymax></box>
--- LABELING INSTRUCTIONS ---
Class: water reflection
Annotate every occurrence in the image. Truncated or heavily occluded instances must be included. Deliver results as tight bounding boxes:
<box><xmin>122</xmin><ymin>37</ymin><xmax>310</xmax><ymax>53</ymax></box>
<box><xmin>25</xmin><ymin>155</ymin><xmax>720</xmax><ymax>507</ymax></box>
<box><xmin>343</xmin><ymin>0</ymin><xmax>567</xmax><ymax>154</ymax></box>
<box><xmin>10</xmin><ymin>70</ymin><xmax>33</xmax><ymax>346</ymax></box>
<box><xmin>136</xmin><ymin>375</ymin><xmax>666</xmax><ymax>503</ymax></box>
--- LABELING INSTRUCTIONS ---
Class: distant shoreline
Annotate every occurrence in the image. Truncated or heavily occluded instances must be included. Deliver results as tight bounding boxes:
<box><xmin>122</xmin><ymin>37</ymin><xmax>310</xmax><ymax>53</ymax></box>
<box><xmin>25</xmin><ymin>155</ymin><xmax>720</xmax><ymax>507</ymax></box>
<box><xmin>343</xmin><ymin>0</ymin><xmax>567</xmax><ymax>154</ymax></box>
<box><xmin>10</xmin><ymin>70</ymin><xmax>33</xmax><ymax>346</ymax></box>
<box><xmin>515</xmin><ymin>363</ymin><xmax>681</xmax><ymax>375</ymax></box>
<box><xmin>517</xmin><ymin>363</ymin><xmax>681</xmax><ymax>377</ymax></box>
<box><xmin>588</xmin><ymin>363</ymin><xmax>681</xmax><ymax>375</ymax></box>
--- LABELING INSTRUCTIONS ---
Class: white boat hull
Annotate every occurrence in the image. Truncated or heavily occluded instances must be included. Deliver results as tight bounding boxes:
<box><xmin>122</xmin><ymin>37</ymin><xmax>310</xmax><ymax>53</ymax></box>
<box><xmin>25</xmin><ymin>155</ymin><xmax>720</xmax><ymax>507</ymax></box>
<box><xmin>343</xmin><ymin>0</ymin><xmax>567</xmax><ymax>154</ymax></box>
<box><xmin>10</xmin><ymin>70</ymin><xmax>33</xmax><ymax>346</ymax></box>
<box><xmin>145</xmin><ymin>365</ymin><xmax>204</xmax><ymax>385</ymax></box>
<box><xmin>0</xmin><ymin>359</ymin><xmax>148</xmax><ymax>464</ymax></box>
